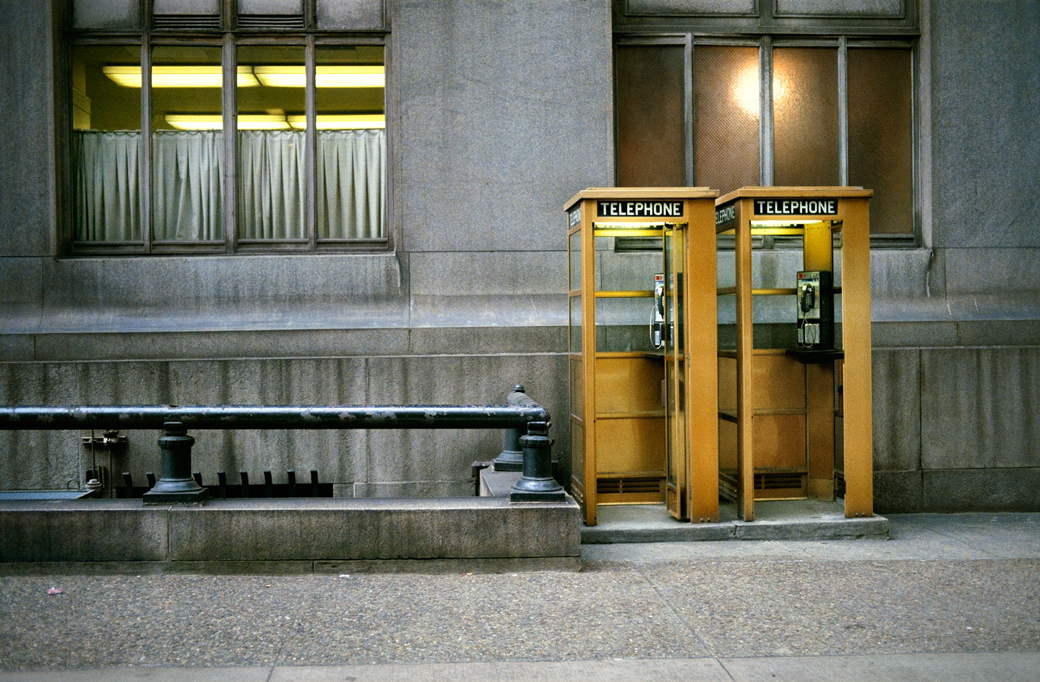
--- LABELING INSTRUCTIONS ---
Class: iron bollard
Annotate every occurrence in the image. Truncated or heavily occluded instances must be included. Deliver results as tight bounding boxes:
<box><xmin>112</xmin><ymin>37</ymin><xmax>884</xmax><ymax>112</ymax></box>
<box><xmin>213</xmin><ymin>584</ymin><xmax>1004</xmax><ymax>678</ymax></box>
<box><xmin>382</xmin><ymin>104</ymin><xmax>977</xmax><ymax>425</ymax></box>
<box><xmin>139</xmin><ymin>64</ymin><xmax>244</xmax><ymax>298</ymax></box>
<box><xmin>492</xmin><ymin>385</ymin><xmax>528</xmax><ymax>472</ymax></box>
<box><xmin>510</xmin><ymin>421</ymin><xmax>565</xmax><ymax>502</ymax></box>
<box><xmin>142</xmin><ymin>422</ymin><xmax>209</xmax><ymax>504</ymax></box>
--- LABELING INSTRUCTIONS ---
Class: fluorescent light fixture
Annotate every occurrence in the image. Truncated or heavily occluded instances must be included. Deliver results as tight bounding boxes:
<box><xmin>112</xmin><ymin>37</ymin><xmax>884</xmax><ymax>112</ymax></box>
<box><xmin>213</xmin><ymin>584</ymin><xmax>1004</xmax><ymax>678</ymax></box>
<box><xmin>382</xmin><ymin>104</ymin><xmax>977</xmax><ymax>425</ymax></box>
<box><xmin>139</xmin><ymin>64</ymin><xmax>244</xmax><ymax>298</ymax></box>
<box><xmin>253</xmin><ymin>65</ymin><xmax>385</xmax><ymax>88</ymax></box>
<box><xmin>104</xmin><ymin>66</ymin><xmax>259</xmax><ymax>88</ymax></box>
<box><xmin>165</xmin><ymin>114</ymin><xmax>291</xmax><ymax>130</ymax></box>
<box><xmin>287</xmin><ymin>114</ymin><xmax>386</xmax><ymax>129</ymax></box>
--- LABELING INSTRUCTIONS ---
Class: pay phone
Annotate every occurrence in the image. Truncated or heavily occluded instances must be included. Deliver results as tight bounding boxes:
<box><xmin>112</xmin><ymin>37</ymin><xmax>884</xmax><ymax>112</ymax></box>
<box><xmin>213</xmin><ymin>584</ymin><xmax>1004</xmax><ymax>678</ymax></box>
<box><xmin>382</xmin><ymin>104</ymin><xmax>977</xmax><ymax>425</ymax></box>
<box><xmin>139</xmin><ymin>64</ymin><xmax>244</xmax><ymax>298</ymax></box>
<box><xmin>796</xmin><ymin>270</ymin><xmax>833</xmax><ymax>349</ymax></box>
<box><xmin>650</xmin><ymin>273</ymin><xmax>665</xmax><ymax>349</ymax></box>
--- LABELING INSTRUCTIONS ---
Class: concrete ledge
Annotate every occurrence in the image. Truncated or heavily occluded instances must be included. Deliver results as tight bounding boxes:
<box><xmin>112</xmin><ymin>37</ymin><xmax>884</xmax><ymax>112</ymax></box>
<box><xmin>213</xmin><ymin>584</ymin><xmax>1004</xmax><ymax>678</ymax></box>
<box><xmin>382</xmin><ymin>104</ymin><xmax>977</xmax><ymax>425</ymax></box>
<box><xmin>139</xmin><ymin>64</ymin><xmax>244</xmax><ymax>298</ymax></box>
<box><xmin>0</xmin><ymin>497</ymin><xmax>581</xmax><ymax>569</ymax></box>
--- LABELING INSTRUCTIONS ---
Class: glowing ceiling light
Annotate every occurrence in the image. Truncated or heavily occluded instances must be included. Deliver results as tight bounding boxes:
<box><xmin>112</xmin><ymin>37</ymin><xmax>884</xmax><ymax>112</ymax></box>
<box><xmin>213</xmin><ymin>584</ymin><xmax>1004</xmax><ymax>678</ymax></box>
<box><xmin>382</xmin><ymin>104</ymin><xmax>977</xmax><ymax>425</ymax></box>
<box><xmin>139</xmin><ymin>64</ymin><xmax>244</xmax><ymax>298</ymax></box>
<box><xmin>253</xmin><ymin>65</ymin><xmax>385</xmax><ymax>88</ymax></box>
<box><xmin>165</xmin><ymin>114</ymin><xmax>291</xmax><ymax>130</ymax></box>
<box><xmin>732</xmin><ymin>63</ymin><xmax>760</xmax><ymax>118</ymax></box>
<box><xmin>286</xmin><ymin>114</ymin><xmax>385</xmax><ymax>129</ymax></box>
<box><xmin>104</xmin><ymin>66</ymin><xmax>259</xmax><ymax>88</ymax></box>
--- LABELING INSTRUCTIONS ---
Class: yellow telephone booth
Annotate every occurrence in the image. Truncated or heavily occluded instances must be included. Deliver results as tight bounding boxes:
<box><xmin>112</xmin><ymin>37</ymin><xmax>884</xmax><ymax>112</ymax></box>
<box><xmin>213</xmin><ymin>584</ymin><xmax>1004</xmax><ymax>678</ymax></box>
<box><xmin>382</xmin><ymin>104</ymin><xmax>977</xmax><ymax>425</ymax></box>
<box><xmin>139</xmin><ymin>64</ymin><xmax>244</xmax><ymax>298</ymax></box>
<box><xmin>714</xmin><ymin>187</ymin><xmax>873</xmax><ymax>521</ymax></box>
<box><xmin>566</xmin><ymin>188</ymin><xmax>719</xmax><ymax>527</ymax></box>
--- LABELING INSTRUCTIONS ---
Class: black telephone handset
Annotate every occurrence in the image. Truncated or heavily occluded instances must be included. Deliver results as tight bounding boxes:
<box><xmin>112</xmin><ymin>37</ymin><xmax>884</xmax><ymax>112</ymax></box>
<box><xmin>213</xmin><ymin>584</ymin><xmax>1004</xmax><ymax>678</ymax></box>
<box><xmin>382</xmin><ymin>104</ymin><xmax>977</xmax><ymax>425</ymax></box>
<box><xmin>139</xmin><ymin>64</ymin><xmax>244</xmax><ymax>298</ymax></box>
<box><xmin>800</xmin><ymin>283</ymin><xmax>816</xmax><ymax>314</ymax></box>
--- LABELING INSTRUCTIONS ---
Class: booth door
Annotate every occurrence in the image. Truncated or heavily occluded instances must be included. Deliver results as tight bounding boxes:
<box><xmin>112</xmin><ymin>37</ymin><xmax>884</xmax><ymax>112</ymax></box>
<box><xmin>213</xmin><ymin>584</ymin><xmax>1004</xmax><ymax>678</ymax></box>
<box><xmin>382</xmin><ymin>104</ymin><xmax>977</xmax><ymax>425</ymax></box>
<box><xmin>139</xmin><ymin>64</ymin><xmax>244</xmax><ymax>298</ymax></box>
<box><xmin>664</xmin><ymin>223</ymin><xmax>688</xmax><ymax>520</ymax></box>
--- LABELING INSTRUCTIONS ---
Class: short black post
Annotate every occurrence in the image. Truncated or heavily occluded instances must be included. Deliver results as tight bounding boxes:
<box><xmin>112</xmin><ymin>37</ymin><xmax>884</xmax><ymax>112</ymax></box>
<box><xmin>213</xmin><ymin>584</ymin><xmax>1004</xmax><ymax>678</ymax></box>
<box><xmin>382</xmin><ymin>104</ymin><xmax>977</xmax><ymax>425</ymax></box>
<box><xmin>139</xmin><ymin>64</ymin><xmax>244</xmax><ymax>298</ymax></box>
<box><xmin>217</xmin><ymin>471</ymin><xmax>228</xmax><ymax>499</ymax></box>
<box><xmin>510</xmin><ymin>421</ymin><xmax>565</xmax><ymax>502</ymax></box>
<box><xmin>142</xmin><ymin>422</ymin><xmax>208</xmax><ymax>504</ymax></box>
<box><xmin>287</xmin><ymin>469</ymin><xmax>296</xmax><ymax>497</ymax></box>
<box><xmin>264</xmin><ymin>470</ymin><xmax>273</xmax><ymax>497</ymax></box>
<box><xmin>492</xmin><ymin>385</ymin><xmax>528</xmax><ymax>472</ymax></box>
<box><xmin>310</xmin><ymin>469</ymin><xmax>319</xmax><ymax>497</ymax></box>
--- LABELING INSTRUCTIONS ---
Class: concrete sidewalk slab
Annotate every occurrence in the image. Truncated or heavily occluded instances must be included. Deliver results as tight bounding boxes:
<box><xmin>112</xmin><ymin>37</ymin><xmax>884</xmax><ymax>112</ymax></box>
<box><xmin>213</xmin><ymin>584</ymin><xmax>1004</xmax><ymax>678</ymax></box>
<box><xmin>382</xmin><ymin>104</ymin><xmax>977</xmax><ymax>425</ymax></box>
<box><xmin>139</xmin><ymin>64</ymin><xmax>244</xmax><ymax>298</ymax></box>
<box><xmin>0</xmin><ymin>514</ymin><xmax>1037</xmax><ymax>679</ymax></box>
<box><xmin>2</xmin><ymin>654</ymin><xmax>1040</xmax><ymax>682</ymax></box>
<box><xmin>720</xmin><ymin>652</ymin><xmax>1040</xmax><ymax>681</ymax></box>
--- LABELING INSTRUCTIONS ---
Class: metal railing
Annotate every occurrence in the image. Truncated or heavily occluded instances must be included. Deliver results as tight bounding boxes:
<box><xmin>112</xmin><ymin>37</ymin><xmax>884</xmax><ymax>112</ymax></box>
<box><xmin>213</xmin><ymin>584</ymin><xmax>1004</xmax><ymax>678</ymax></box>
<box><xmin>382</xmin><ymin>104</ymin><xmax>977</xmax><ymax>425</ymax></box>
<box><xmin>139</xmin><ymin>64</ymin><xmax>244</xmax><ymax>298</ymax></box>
<box><xmin>0</xmin><ymin>386</ymin><xmax>564</xmax><ymax>504</ymax></box>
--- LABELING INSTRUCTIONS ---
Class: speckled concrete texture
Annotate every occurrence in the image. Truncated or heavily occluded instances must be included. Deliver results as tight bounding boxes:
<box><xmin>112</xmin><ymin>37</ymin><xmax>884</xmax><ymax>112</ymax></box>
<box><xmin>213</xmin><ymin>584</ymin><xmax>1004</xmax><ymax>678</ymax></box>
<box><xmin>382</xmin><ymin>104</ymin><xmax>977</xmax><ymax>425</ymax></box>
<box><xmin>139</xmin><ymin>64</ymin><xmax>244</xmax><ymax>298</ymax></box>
<box><xmin>0</xmin><ymin>513</ymin><xmax>1037</xmax><ymax>678</ymax></box>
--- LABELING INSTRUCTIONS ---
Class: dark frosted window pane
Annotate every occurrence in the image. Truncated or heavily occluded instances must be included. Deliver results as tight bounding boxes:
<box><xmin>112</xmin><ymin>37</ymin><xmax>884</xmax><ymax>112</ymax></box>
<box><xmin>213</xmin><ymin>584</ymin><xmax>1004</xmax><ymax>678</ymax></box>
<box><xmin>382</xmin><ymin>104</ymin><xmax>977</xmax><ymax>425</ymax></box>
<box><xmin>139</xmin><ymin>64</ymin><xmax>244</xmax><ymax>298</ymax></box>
<box><xmin>849</xmin><ymin>48</ymin><xmax>913</xmax><ymax>235</ymax></box>
<box><xmin>694</xmin><ymin>46</ymin><xmax>760</xmax><ymax>194</ymax></box>
<box><xmin>616</xmin><ymin>45</ymin><xmax>685</xmax><ymax>187</ymax></box>
<box><xmin>73</xmin><ymin>0</ymin><xmax>139</xmax><ymax>29</ymax></box>
<box><xmin>774</xmin><ymin>47</ymin><xmax>839</xmax><ymax>187</ymax></box>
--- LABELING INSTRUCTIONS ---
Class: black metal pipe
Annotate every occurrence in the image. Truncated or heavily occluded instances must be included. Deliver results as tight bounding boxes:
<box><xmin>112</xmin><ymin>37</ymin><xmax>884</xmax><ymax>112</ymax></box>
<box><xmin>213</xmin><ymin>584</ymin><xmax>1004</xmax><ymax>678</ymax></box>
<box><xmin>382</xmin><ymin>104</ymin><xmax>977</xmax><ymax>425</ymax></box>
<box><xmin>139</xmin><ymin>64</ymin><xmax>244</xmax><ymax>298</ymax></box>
<box><xmin>0</xmin><ymin>405</ymin><xmax>549</xmax><ymax>431</ymax></box>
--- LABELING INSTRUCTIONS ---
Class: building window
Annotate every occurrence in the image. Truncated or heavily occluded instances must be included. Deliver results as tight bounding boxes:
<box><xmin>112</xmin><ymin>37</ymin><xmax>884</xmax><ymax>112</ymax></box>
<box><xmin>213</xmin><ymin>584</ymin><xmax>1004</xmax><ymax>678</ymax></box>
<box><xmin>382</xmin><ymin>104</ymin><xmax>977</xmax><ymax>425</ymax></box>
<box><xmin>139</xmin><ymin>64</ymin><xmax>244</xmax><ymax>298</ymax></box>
<box><xmin>615</xmin><ymin>39</ymin><xmax>915</xmax><ymax>239</ymax></box>
<box><xmin>69</xmin><ymin>2</ymin><xmax>387</xmax><ymax>254</ymax></box>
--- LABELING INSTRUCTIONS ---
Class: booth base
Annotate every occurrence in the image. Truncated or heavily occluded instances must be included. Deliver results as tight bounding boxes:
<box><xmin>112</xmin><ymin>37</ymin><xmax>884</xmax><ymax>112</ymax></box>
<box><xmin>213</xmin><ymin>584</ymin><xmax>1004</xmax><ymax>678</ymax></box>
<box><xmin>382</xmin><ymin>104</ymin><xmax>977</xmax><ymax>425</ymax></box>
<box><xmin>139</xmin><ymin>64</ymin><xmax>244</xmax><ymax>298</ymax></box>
<box><xmin>581</xmin><ymin>499</ymin><xmax>889</xmax><ymax>543</ymax></box>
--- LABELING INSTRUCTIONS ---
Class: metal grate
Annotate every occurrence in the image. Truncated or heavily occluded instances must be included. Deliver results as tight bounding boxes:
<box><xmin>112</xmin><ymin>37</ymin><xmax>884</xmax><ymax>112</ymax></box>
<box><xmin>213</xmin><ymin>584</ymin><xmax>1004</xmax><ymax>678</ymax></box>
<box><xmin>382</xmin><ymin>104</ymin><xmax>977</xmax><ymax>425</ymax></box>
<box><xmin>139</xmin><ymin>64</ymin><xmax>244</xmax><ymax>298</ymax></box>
<box><xmin>755</xmin><ymin>472</ymin><xmax>805</xmax><ymax>490</ymax></box>
<box><xmin>237</xmin><ymin>14</ymin><xmax>305</xmax><ymax>29</ymax></box>
<box><xmin>598</xmin><ymin>476</ymin><xmax>664</xmax><ymax>495</ymax></box>
<box><xmin>719</xmin><ymin>470</ymin><xmax>808</xmax><ymax>499</ymax></box>
<box><xmin>116</xmin><ymin>469</ymin><xmax>332</xmax><ymax>499</ymax></box>
<box><xmin>152</xmin><ymin>14</ymin><xmax>221</xmax><ymax>30</ymax></box>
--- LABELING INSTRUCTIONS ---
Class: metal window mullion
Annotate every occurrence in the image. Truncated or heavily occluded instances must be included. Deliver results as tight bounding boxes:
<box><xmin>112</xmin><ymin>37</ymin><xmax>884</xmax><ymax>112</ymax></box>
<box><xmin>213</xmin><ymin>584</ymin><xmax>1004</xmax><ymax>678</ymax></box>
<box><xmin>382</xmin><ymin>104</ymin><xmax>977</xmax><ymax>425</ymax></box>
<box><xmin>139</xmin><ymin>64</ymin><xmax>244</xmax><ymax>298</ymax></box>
<box><xmin>223</xmin><ymin>35</ymin><xmax>236</xmax><ymax>253</ymax></box>
<box><xmin>141</xmin><ymin>37</ymin><xmax>152</xmax><ymax>253</ymax></box>
<box><xmin>684</xmin><ymin>34</ymin><xmax>694</xmax><ymax>186</ymax></box>
<box><xmin>838</xmin><ymin>36</ymin><xmax>849</xmax><ymax>186</ymax></box>
<box><xmin>306</xmin><ymin>36</ymin><xmax>317</xmax><ymax>247</ymax></box>
<box><xmin>759</xmin><ymin>36</ymin><xmax>774</xmax><ymax>186</ymax></box>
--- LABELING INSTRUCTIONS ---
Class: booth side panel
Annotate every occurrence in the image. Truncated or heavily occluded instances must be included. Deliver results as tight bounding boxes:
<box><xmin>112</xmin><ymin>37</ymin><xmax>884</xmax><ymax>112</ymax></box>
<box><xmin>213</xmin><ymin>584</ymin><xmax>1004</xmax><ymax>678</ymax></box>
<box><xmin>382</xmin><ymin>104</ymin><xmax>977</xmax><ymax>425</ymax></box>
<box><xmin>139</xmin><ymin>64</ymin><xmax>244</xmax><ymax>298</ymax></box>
<box><xmin>686</xmin><ymin>201</ymin><xmax>720</xmax><ymax>522</ymax></box>
<box><xmin>840</xmin><ymin>198</ymin><xmax>874</xmax><ymax>517</ymax></box>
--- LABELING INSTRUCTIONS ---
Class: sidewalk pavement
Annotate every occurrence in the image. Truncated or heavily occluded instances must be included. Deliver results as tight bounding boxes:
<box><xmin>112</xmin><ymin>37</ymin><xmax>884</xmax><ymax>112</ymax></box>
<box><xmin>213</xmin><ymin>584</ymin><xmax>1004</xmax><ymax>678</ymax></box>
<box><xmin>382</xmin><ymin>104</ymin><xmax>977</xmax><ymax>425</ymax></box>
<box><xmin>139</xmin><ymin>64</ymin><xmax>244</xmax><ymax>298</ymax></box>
<box><xmin>1</xmin><ymin>512</ymin><xmax>1038</xmax><ymax>681</ymax></box>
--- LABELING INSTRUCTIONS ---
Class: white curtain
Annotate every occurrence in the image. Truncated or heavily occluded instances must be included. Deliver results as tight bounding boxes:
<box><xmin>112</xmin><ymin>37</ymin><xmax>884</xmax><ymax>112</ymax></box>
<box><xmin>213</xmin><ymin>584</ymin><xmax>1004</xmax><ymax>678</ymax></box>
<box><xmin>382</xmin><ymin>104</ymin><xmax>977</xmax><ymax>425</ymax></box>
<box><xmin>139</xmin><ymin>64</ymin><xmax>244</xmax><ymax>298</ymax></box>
<box><xmin>318</xmin><ymin>129</ymin><xmax>386</xmax><ymax>239</ymax></box>
<box><xmin>73</xmin><ymin>128</ymin><xmax>385</xmax><ymax>243</ymax></box>
<box><xmin>152</xmin><ymin>130</ymin><xmax>224</xmax><ymax>241</ymax></box>
<box><xmin>238</xmin><ymin>130</ymin><xmax>307</xmax><ymax>239</ymax></box>
<box><xmin>73</xmin><ymin>130</ymin><xmax>141</xmax><ymax>242</ymax></box>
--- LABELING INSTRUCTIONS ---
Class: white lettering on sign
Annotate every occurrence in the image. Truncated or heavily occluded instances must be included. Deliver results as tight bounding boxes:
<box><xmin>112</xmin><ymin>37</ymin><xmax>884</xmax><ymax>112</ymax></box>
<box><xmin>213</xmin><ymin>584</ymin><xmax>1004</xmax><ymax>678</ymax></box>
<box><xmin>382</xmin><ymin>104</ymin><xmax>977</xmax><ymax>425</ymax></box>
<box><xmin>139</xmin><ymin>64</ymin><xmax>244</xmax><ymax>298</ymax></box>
<box><xmin>715</xmin><ymin>203</ymin><xmax>736</xmax><ymax>227</ymax></box>
<box><xmin>754</xmin><ymin>199</ymin><xmax>838</xmax><ymax>216</ymax></box>
<box><xmin>597</xmin><ymin>201</ymin><xmax>684</xmax><ymax>218</ymax></box>
<box><xmin>568</xmin><ymin>207</ymin><xmax>581</xmax><ymax>228</ymax></box>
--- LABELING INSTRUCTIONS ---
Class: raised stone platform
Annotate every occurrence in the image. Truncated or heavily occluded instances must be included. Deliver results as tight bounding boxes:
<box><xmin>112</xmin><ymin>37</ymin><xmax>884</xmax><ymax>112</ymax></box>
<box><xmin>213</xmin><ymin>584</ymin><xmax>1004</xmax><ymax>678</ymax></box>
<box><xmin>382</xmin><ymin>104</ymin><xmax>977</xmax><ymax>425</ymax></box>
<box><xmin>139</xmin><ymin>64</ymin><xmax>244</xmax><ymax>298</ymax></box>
<box><xmin>0</xmin><ymin>496</ymin><xmax>581</xmax><ymax>572</ymax></box>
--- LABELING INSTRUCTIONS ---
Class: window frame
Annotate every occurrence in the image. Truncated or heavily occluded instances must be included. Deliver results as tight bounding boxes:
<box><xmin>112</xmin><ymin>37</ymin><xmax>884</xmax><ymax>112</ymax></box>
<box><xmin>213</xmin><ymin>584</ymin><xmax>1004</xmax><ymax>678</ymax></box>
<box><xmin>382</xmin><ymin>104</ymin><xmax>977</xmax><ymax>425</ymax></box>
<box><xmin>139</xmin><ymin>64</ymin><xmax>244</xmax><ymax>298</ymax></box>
<box><xmin>613</xmin><ymin>1</ymin><xmax>921</xmax><ymax>247</ymax></box>
<box><xmin>64</xmin><ymin>3</ymin><xmax>391</xmax><ymax>257</ymax></box>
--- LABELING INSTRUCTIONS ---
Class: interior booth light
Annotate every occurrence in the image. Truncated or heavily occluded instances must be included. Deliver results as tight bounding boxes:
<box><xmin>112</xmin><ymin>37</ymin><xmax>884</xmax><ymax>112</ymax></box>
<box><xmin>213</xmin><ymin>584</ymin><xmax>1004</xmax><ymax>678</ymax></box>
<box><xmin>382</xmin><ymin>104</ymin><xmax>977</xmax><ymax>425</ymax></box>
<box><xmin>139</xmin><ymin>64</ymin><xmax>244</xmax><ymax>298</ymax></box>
<box><xmin>253</xmin><ymin>65</ymin><xmax>385</xmax><ymax>88</ymax></box>
<box><xmin>104</xmin><ymin>66</ymin><xmax>259</xmax><ymax>88</ymax></box>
